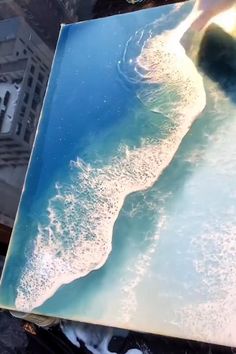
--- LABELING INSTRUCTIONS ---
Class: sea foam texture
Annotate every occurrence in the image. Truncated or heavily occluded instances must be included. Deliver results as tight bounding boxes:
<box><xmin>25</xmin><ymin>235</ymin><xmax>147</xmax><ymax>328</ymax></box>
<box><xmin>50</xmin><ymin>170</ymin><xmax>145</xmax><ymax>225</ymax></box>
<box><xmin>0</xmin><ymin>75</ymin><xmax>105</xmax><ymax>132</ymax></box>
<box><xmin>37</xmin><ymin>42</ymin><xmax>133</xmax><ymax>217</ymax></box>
<box><xmin>176</xmin><ymin>87</ymin><xmax>236</xmax><ymax>346</ymax></box>
<box><xmin>119</xmin><ymin>211</ymin><xmax>167</xmax><ymax>323</ymax></box>
<box><xmin>182</xmin><ymin>223</ymin><xmax>236</xmax><ymax>345</ymax></box>
<box><xmin>15</xmin><ymin>3</ymin><xmax>206</xmax><ymax>312</ymax></box>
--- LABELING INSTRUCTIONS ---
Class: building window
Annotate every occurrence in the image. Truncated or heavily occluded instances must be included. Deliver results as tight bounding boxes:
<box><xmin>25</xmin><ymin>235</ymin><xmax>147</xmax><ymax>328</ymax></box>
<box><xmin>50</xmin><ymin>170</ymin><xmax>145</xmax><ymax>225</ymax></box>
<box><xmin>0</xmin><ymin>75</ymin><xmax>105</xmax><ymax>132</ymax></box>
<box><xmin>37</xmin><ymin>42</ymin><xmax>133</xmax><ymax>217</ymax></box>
<box><xmin>23</xmin><ymin>49</ymin><xmax>27</xmax><ymax>55</ymax></box>
<box><xmin>42</xmin><ymin>64</ymin><xmax>49</xmax><ymax>71</ymax></box>
<box><xmin>31</xmin><ymin>99</ymin><xmax>38</xmax><ymax>111</ymax></box>
<box><xmin>29</xmin><ymin>111</ymin><xmax>35</xmax><ymax>124</ymax></box>
<box><xmin>35</xmin><ymin>84</ymin><xmax>41</xmax><ymax>96</ymax></box>
<box><xmin>13</xmin><ymin>78</ymin><xmax>21</xmax><ymax>85</ymax></box>
<box><xmin>28</xmin><ymin>112</ymin><xmax>36</xmax><ymax>129</ymax></box>
<box><xmin>20</xmin><ymin>105</ymin><xmax>26</xmax><ymax>117</ymax></box>
<box><xmin>15</xmin><ymin>122</ymin><xmax>22</xmax><ymax>135</ymax></box>
<box><xmin>16</xmin><ymin>51</ymin><xmax>19</xmax><ymax>56</ymax></box>
<box><xmin>5</xmin><ymin>143</ymin><xmax>19</xmax><ymax>148</ymax></box>
<box><xmin>27</xmin><ymin>46</ymin><xmax>33</xmax><ymax>54</ymax></box>
<box><xmin>3</xmin><ymin>91</ymin><xmax>10</xmax><ymax>106</ymax></box>
<box><xmin>38</xmin><ymin>72</ymin><xmax>44</xmax><ymax>84</ymax></box>
<box><xmin>24</xmin><ymin>129</ymin><xmax>31</xmax><ymax>143</ymax></box>
<box><xmin>0</xmin><ymin>110</ymin><xmax>5</xmax><ymax>132</ymax></box>
<box><xmin>0</xmin><ymin>110</ymin><xmax>5</xmax><ymax>122</ymax></box>
<box><xmin>30</xmin><ymin>65</ymin><xmax>35</xmax><ymax>74</ymax></box>
<box><xmin>23</xmin><ymin>92</ymin><xmax>29</xmax><ymax>104</ymax></box>
<box><xmin>27</xmin><ymin>76</ymin><xmax>33</xmax><ymax>87</ymax></box>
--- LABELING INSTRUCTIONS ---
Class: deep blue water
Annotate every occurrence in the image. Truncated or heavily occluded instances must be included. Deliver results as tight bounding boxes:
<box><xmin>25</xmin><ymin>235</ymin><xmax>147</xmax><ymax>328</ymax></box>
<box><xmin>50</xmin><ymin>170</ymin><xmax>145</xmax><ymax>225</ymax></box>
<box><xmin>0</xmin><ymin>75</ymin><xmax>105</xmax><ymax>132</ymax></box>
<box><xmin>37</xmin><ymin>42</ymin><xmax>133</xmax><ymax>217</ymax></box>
<box><xmin>0</xmin><ymin>3</ymin><xmax>180</xmax><ymax>307</ymax></box>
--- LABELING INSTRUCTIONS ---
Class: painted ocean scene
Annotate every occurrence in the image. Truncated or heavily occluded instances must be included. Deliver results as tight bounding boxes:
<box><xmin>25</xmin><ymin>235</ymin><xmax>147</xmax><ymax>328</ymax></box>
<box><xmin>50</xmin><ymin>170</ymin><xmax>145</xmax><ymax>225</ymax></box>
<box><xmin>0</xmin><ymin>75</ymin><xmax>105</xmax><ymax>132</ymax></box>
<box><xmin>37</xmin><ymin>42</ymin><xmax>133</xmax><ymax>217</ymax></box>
<box><xmin>1</xmin><ymin>0</ymin><xmax>236</xmax><ymax>346</ymax></box>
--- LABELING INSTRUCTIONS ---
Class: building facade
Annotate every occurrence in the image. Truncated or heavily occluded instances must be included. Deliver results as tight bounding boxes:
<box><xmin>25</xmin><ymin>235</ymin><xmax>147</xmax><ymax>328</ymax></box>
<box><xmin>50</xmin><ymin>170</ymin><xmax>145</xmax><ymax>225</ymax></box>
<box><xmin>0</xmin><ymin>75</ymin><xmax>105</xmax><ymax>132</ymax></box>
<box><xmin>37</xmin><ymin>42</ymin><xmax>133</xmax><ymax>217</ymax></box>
<box><xmin>0</xmin><ymin>0</ymin><xmax>78</xmax><ymax>48</ymax></box>
<box><xmin>0</xmin><ymin>17</ymin><xmax>52</xmax><ymax>227</ymax></box>
<box><xmin>0</xmin><ymin>16</ymin><xmax>52</xmax><ymax>168</ymax></box>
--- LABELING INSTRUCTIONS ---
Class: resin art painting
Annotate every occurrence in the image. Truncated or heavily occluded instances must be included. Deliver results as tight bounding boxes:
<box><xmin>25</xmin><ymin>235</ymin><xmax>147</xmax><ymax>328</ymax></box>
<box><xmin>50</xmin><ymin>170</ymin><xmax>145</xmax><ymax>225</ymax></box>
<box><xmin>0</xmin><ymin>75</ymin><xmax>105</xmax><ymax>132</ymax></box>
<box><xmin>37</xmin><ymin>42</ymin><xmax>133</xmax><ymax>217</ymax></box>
<box><xmin>1</xmin><ymin>0</ymin><xmax>236</xmax><ymax>347</ymax></box>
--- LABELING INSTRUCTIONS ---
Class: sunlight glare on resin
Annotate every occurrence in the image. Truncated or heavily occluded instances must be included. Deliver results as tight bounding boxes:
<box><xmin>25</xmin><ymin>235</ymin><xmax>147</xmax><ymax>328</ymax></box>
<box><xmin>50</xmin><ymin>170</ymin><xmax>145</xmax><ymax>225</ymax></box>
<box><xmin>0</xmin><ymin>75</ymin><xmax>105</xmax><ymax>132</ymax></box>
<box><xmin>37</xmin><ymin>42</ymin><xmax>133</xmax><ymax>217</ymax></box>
<box><xmin>211</xmin><ymin>7</ymin><xmax>236</xmax><ymax>34</ymax></box>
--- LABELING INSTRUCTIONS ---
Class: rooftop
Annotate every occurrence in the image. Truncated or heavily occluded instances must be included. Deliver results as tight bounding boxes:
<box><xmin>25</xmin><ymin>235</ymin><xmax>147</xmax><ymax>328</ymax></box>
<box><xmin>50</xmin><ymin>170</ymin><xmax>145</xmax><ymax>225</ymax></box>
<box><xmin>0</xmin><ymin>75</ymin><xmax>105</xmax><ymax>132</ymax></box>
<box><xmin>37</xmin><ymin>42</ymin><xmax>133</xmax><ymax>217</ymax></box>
<box><xmin>0</xmin><ymin>17</ymin><xmax>21</xmax><ymax>42</ymax></box>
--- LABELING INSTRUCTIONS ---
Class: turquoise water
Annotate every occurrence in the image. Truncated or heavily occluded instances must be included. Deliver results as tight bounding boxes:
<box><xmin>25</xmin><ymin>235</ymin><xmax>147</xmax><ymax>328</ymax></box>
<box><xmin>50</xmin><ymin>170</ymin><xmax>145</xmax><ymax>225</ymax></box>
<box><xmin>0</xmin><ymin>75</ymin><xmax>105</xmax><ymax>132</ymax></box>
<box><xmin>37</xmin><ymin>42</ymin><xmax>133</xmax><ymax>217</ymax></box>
<box><xmin>1</xmin><ymin>1</ymin><xmax>236</xmax><ymax>346</ymax></box>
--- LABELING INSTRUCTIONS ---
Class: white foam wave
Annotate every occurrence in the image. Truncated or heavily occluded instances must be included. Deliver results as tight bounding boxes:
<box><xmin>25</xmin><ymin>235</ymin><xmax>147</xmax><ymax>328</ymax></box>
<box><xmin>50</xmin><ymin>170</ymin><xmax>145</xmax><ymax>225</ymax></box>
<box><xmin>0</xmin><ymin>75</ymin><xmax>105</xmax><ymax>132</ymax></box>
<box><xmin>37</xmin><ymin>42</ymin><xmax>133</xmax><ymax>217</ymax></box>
<box><xmin>119</xmin><ymin>212</ymin><xmax>167</xmax><ymax>323</ymax></box>
<box><xmin>179</xmin><ymin>221</ymin><xmax>236</xmax><ymax>345</ymax></box>
<box><xmin>176</xmin><ymin>94</ymin><xmax>236</xmax><ymax>345</ymax></box>
<box><xmin>15</xmin><ymin>4</ymin><xmax>206</xmax><ymax>312</ymax></box>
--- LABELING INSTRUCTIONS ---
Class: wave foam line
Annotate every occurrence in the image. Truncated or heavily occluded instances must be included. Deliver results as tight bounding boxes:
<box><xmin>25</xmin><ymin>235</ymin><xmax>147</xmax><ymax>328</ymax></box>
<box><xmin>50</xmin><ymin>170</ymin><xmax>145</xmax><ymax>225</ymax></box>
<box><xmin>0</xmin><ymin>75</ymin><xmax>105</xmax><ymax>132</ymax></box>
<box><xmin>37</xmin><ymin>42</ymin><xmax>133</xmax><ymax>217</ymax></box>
<box><xmin>119</xmin><ymin>212</ymin><xmax>167</xmax><ymax>324</ymax></box>
<box><xmin>15</xmin><ymin>5</ymin><xmax>206</xmax><ymax>312</ymax></box>
<box><xmin>179</xmin><ymin>221</ymin><xmax>236</xmax><ymax>345</ymax></box>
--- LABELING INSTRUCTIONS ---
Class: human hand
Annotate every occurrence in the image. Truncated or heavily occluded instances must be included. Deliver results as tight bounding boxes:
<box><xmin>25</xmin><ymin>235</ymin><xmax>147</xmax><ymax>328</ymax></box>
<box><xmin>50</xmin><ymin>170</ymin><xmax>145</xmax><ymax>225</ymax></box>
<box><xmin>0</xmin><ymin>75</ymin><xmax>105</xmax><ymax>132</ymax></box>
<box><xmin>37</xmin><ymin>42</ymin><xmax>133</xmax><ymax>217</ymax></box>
<box><xmin>191</xmin><ymin>0</ymin><xmax>235</xmax><ymax>30</ymax></box>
